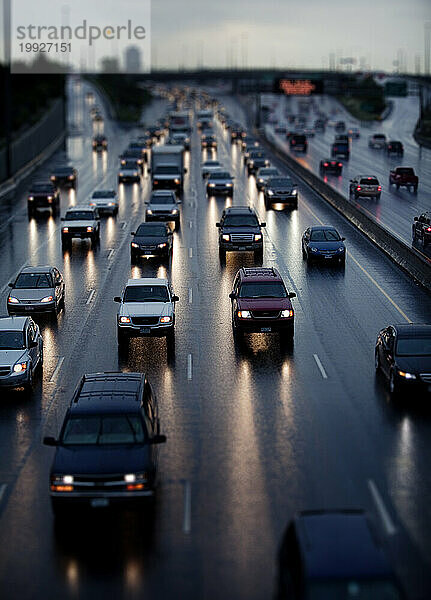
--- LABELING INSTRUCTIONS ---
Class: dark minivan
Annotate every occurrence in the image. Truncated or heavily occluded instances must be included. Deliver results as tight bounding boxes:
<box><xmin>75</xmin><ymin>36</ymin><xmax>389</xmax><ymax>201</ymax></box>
<box><xmin>44</xmin><ymin>372</ymin><xmax>166</xmax><ymax>517</ymax></box>
<box><xmin>289</xmin><ymin>134</ymin><xmax>307</xmax><ymax>153</ymax></box>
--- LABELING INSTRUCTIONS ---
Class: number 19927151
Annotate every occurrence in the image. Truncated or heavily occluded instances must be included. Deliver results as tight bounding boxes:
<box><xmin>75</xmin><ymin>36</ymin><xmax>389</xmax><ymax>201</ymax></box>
<box><xmin>18</xmin><ymin>42</ymin><xmax>71</xmax><ymax>53</ymax></box>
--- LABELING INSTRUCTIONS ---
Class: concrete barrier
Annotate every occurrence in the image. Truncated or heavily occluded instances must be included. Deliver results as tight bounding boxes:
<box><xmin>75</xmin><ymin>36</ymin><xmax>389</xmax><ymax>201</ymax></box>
<box><xmin>262</xmin><ymin>125</ymin><xmax>431</xmax><ymax>292</ymax></box>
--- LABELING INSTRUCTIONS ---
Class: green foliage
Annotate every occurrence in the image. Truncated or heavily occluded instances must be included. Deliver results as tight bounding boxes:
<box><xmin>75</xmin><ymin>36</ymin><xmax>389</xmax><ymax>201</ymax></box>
<box><xmin>87</xmin><ymin>74</ymin><xmax>151</xmax><ymax>123</ymax></box>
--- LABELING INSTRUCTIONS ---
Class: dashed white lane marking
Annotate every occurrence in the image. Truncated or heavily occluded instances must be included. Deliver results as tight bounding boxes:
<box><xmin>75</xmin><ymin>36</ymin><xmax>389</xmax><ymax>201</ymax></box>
<box><xmin>49</xmin><ymin>356</ymin><xmax>65</xmax><ymax>383</ymax></box>
<box><xmin>0</xmin><ymin>484</ymin><xmax>7</xmax><ymax>503</ymax></box>
<box><xmin>189</xmin><ymin>220</ymin><xmax>193</xmax><ymax>229</ymax></box>
<box><xmin>313</xmin><ymin>354</ymin><xmax>328</xmax><ymax>379</ymax></box>
<box><xmin>107</xmin><ymin>248</ymin><xmax>115</xmax><ymax>260</ymax></box>
<box><xmin>86</xmin><ymin>289</ymin><xmax>96</xmax><ymax>305</ymax></box>
<box><xmin>368</xmin><ymin>479</ymin><xmax>397</xmax><ymax>536</ymax></box>
<box><xmin>188</xmin><ymin>288</ymin><xmax>193</xmax><ymax>304</ymax></box>
<box><xmin>121</xmin><ymin>222</ymin><xmax>126</xmax><ymax>229</ymax></box>
<box><xmin>188</xmin><ymin>247</ymin><xmax>193</xmax><ymax>258</ymax></box>
<box><xmin>187</xmin><ymin>353</ymin><xmax>193</xmax><ymax>380</ymax></box>
<box><xmin>183</xmin><ymin>480</ymin><xmax>191</xmax><ymax>534</ymax></box>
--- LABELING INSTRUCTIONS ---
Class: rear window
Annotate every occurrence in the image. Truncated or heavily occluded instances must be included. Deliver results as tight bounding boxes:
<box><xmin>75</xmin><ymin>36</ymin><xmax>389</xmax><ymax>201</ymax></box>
<box><xmin>360</xmin><ymin>178</ymin><xmax>379</xmax><ymax>185</ymax></box>
<box><xmin>292</xmin><ymin>135</ymin><xmax>306</xmax><ymax>143</ymax></box>
<box><xmin>395</xmin><ymin>168</ymin><xmax>413</xmax><ymax>175</ymax></box>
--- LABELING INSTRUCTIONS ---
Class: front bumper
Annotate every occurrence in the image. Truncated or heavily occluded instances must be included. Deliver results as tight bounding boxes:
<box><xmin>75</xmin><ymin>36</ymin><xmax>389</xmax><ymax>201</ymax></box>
<box><xmin>146</xmin><ymin>213</ymin><xmax>179</xmax><ymax>222</ymax></box>
<box><xmin>220</xmin><ymin>241</ymin><xmax>262</xmax><ymax>252</ymax></box>
<box><xmin>131</xmin><ymin>246</ymin><xmax>169</xmax><ymax>259</ymax></box>
<box><xmin>52</xmin><ymin>178</ymin><xmax>75</xmax><ymax>187</ymax></box>
<box><xmin>0</xmin><ymin>370</ymin><xmax>31</xmax><ymax>388</ymax></box>
<box><xmin>8</xmin><ymin>301</ymin><xmax>56</xmax><ymax>314</ymax></box>
<box><xmin>309</xmin><ymin>250</ymin><xmax>345</xmax><ymax>261</ymax></box>
<box><xmin>266</xmin><ymin>194</ymin><xmax>297</xmax><ymax>203</ymax></box>
<box><xmin>207</xmin><ymin>185</ymin><xmax>233</xmax><ymax>194</ymax></box>
<box><xmin>119</xmin><ymin>175</ymin><xmax>140</xmax><ymax>183</ymax></box>
<box><xmin>118</xmin><ymin>324</ymin><xmax>174</xmax><ymax>338</ymax></box>
<box><xmin>50</xmin><ymin>489</ymin><xmax>154</xmax><ymax>511</ymax></box>
<box><xmin>234</xmin><ymin>317</ymin><xmax>294</xmax><ymax>333</ymax></box>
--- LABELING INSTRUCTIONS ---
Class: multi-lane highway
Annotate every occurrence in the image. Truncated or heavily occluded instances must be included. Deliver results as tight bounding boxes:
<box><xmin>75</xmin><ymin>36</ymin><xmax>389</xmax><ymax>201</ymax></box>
<box><xmin>265</xmin><ymin>92</ymin><xmax>431</xmax><ymax>258</ymax></box>
<box><xmin>0</xmin><ymin>79</ymin><xmax>430</xmax><ymax>600</ymax></box>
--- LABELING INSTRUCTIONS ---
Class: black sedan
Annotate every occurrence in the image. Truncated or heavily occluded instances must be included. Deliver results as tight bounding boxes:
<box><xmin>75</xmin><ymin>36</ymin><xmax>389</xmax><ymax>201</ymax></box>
<box><xmin>375</xmin><ymin>324</ymin><xmax>431</xmax><ymax>397</ymax></box>
<box><xmin>319</xmin><ymin>158</ymin><xmax>343</xmax><ymax>176</ymax></box>
<box><xmin>302</xmin><ymin>226</ymin><xmax>346</xmax><ymax>265</ymax></box>
<box><xmin>263</xmin><ymin>177</ymin><xmax>298</xmax><ymax>209</ymax></box>
<box><xmin>27</xmin><ymin>181</ymin><xmax>60</xmax><ymax>216</ymax></box>
<box><xmin>130</xmin><ymin>222</ymin><xmax>173</xmax><ymax>263</ymax></box>
<box><xmin>50</xmin><ymin>166</ymin><xmax>77</xmax><ymax>189</ymax></box>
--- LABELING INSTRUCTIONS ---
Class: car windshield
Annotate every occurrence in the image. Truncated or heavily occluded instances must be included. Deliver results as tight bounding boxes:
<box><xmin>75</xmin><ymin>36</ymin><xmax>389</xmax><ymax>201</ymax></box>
<box><xmin>210</xmin><ymin>172</ymin><xmax>231</xmax><ymax>179</ymax></box>
<box><xmin>360</xmin><ymin>178</ymin><xmax>379</xmax><ymax>185</ymax></box>
<box><xmin>30</xmin><ymin>184</ymin><xmax>52</xmax><ymax>192</ymax></box>
<box><xmin>0</xmin><ymin>331</ymin><xmax>25</xmax><ymax>350</ymax></box>
<box><xmin>239</xmin><ymin>282</ymin><xmax>287</xmax><ymax>298</ymax></box>
<box><xmin>310</xmin><ymin>229</ymin><xmax>341</xmax><ymax>242</ymax></box>
<box><xmin>250</xmin><ymin>152</ymin><xmax>264</xmax><ymax>158</ymax></box>
<box><xmin>154</xmin><ymin>166</ymin><xmax>179</xmax><ymax>174</ymax></box>
<box><xmin>124</xmin><ymin>285</ymin><xmax>169</xmax><ymax>302</ymax></box>
<box><xmin>53</xmin><ymin>168</ymin><xmax>72</xmax><ymax>175</ymax></box>
<box><xmin>269</xmin><ymin>178</ymin><xmax>293</xmax><ymax>186</ymax></box>
<box><xmin>122</xmin><ymin>161</ymin><xmax>138</xmax><ymax>169</ymax></box>
<box><xmin>92</xmin><ymin>190</ymin><xmax>115</xmax><ymax>198</ymax></box>
<box><xmin>14</xmin><ymin>273</ymin><xmax>52</xmax><ymax>288</ymax></box>
<box><xmin>136</xmin><ymin>224</ymin><xmax>167</xmax><ymax>237</ymax></box>
<box><xmin>65</xmin><ymin>211</ymin><xmax>94</xmax><ymax>220</ymax></box>
<box><xmin>150</xmin><ymin>195</ymin><xmax>174</xmax><ymax>204</ymax></box>
<box><xmin>223</xmin><ymin>215</ymin><xmax>259</xmax><ymax>227</ymax></box>
<box><xmin>204</xmin><ymin>161</ymin><xmax>220</xmax><ymax>167</ymax></box>
<box><xmin>396</xmin><ymin>337</ymin><xmax>431</xmax><ymax>357</ymax></box>
<box><xmin>308</xmin><ymin>579</ymin><xmax>402</xmax><ymax>599</ymax></box>
<box><xmin>62</xmin><ymin>414</ymin><xmax>147</xmax><ymax>445</ymax></box>
<box><xmin>259</xmin><ymin>169</ymin><xmax>278</xmax><ymax>176</ymax></box>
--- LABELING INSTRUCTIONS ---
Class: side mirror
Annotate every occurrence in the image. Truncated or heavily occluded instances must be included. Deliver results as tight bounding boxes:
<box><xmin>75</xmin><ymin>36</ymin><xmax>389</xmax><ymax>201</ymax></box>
<box><xmin>288</xmin><ymin>292</ymin><xmax>296</xmax><ymax>299</ymax></box>
<box><xmin>60</xmin><ymin>217</ymin><xmax>65</xmax><ymax>221</ymax></box>
<box><xmin>131</xmin><ymin>232</ymin><xmax>135</xmax><ymax>236</ymax></box>
<box><xmin>261</xmin><ymin>222</ymin><xmax>266</xmax><ymax>227</ymax></box>
<box><xmin>349</xmin><ymin>179</ymin><xmax>353</xmax><ymax>183</ymax></box>
<box><xmin>172</xmin><ymin>295</ymin><xmax>179</xmax><ymax>302</ymax></box>
<box><xmin>229</xmin><ymin>292</ymin><xmax>236</xmax><ymax>299</ymax></box>
<box><xmin>43</xmin><ymin>436</ymin><xmax>58</xmax><ymax>446</ymax></box>
<box><xmin>8</xmin><ymin>282</ymin><xmax>13</xmax><ymax>288</ymax></box>
<box><xmin>150</xmin><ymin>434</ymin><xmax>166</xmax><ymax>445</ymax></box>
<box><xmin>29</xmin><ymin>339</ymin><xmax>38</xmax><ymax>348</ymax></box>
<box><xmin>231</xmin><ymin>176</ymin><xmax>235</xmax><ymax>179</ymax></box>
<box><xmin>184</xmin><ymin>168</ymin><xmax>188</xmax><ymax>173</ymax></box>
<box><xmin>341</xmin><ymin>237</ymin><xmax>346</xmax><ymax>241</ymax></box>
<box><xmin>414</xmin><ymin>217</ymin><xmax>418</xmax><ymax>221</ymax></box>
<box><xmin>113</xmin><ymin>296</ymin><xmax>121</xmax><ymax>303</ymax></box>
<box><xmin>216</xmin><ymin>222</ymin><xmax>221</xmax><ymax>227</ymax></box>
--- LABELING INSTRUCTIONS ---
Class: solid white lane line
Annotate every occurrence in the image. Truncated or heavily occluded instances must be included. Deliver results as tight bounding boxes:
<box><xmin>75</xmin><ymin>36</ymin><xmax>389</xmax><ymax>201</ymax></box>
<box><xmin>368</xmin><ymin>479</ymin><xmax>397</xmax><ymax>536</ymax></box>
<box><xmin>107</xmin><ymin>249</ymin><xmax>115</xmax><ymax>260</ymax></box>
<box><xmin>189</xmin><ymin>247</ymin><xmax>193</xmax><ymax>258</ymax></box>
<box><xmin>183</xmin><ymin>480</ymin><xmax>191</xmax><ymax>534</ymax></box>
<box><xmin>187</xmin><ymin>354</ymin><xmax>193</xmax><ymax>380</ymax></box>
<box><xmin>0</xmin><ymin>484</ymin><xmax>7</xmax><ymax>503</ymax></box>
<box><xmin>188</xmin><ymin>288</ymin><xmax>193</xmax><ymax>304</ymax></box>
<box><xmin>313</xmin><ymin>354</ymin><xmax>328</xmax><ymax>379</ymax></box>
<box><xmin>86</xmin><ymin>289</ymin><xmax>96</xmax><ymax>305</ymax></box>
<box><xmin>49</xmin><ymin>356</ymin><xmax>65</xmax><ymax>383</ymax></box>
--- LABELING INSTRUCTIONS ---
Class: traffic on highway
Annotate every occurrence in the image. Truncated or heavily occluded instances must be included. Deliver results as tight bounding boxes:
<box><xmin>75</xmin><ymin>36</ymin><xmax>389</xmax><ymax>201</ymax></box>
<box><xmin>0</xmin><ymin>68</ymin><xmax>431</xmax><ymax>600</ymax></box>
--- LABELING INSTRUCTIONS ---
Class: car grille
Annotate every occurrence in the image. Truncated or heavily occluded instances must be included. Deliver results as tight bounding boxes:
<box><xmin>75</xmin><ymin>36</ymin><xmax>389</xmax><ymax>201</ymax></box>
<box><xmin>420</xmin><ymin>373</ymin><xmax>431</xmax><ymax>383</ymax></box>
<box><xmin>275</xmin><ymin>190</ymin><xmax>292</xmax><ymax>195</ymax></box>
<box><xmin>131</xmin><ymin>317</ymin><xmax>160</xmax><ymax>326</ymax></box>
<box><xmin>140</xmin><ymin>245</ymin><xmax>157</xmax><ymax>250</ymax></box>
<box><xmin>0</xmin><ymin>366</ymin><xmax>11</xmax><ymax>376</ymax></box>
<box><xmin>250</xmin><ymin>310</ymin><xmax>281</xmax><ymax>319</ymax></box>
<box><xmin>20</xmin><ymin>299</ymin><xmax>41</xmax><ymax>304</ymax></box>
<box><xmin>70</xmin><ymin>227</ymin><xmax>89</xmax><ymax>234</ymax></box>
<box><xmin>230</xmin><ymin>233</ymin><xmax>254</xmax><ymax>242</ymax></box>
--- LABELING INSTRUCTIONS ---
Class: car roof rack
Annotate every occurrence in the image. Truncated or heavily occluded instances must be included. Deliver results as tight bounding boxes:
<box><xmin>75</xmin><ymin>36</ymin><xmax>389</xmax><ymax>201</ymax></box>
<box><xmin>242</xmin><ymin>267</ymin><xmax>278</xmax><ymax>278</ymax></box>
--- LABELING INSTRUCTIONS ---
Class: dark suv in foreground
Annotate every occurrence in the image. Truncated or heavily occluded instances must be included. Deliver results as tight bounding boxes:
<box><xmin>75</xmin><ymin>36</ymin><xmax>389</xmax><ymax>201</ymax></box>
<box><xmin>44</xmin><ymin>372</ymin><xmax>166</xmax><ymax>516</ymax></box>
<box><xmin>217</xmin><ymin>207</ymin><xmax>265</xmax><ymax>260</ymax></box>
<box><xmin>229</xmin><ymin>267</ymin><xmax>296</xmax><ymax>340</ymax></box>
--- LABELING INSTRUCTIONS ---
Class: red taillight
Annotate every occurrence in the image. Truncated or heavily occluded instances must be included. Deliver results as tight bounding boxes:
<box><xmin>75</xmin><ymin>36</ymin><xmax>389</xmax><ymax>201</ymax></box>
<box><xmin>367</xmin><ymin>177</ymin><xmax>372</xmax><ymax>180</ymax></box>
<box><xmin>334</xmin><ymin>147</ymin><xmax>338</xmax><ymax>151</ymax></box>
<box><xmin>356</xmin><ymin>186</ymin><xmax>361</xmax><ymax>191</ymax></box>
<box><xmin>427</xmin><ymin>227</ymin><xmax>431</xmax><ymax>232</ymax></box>
<box><xmin>338</xmin><ymin>163</ymin><xmax>342</xmax><ymax>167</ymax></box>
<box><xmin>377</xmin><ymin>186</ymin><xmax>382</xmax><ymax>191</ymax></box>
<box><xmin>324</xmin><ymin>162</ymin><xmax>328</xmax><ymax>167</ymax></box>
<box><xmin>291</xmin><ymin>140</ymin><xmax>295</xmax><ymax>144</ymax></box>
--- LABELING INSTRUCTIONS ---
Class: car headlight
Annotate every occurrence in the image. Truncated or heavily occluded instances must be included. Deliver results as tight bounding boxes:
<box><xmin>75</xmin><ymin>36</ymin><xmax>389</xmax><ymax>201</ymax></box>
<box><xmin>222</xmin><ymin>234</ymin><xmax>230</xmax><ymax>242</ymax></box>
<box><xmin>8</xmin><ymin>296</ymin><xmax>19</xmax><ymax>303</ymax></box>
<box><xmin>13</xmin><ymin>362</ymin><xmax>27</xmax><ymax>373</ymax></box>
<box><xmin>68</xmin><ymin>175</ymin><xmax>74</xmax><ymax>180</ymax></box>
<box><xmin>119</xmin><ymin>172</ymin><xmax>124</xmax><ymax>177</ymax></box>
<box><xmin>258</xmin><ymin>178</ymin><xmax>264</xmax><ymax>183</ymax></box>
<box><xmin>237</xmin><ymin>310</ymin><xmax>251</xmax><ymax>319</ymax></box>
<box><xmin>50</xmin><ymin>475</ymin><xmax>74</xmax><ymax>492</ymax></box>
<box><xmin>337</xmin><ymin>247</ymin><xmax>345</xmax><ymax>253</ymax></box>
<box><xmin>89</xmin><ymin>202</ymin><xmax>96</xmax><ymax>207</ymax></box>
<box><xmin>160</xmin><ymin>316</ymin><xmax>172</xmax><ymax>323</ymax></box>
<box><xmin>254</xmin><ymin>234</ymin><xmax>262</xmax><ymax>241</ymax></box>
<box><xmin>310</xmin><ymin>247</ymin><xmax>318</xmax><ymax>252</ymax></box>
<box><xmin>50</xmin><ymin>176</ymin><xmax>55</xmax><ymax>181</ymax></box>
<box><xmin>267</xmin><ymin>190</ymin><xmax>274</xmax><ymax>196</ymax></box>
<box><xmin>226</xmin><ymin>182</ymin><xmax>233</xmax><ymax>187</ymax></box>
<box><xmin>292</xmin><ymin>189</ymin><xmax>297</xmax><ymax>195</ymax></box>
<box><xmin>121</xmin><ymin>160</ymin><xmax>126</xmax><ymax>165</ymax></box>
<box><xmin>146</xmin><ymin>209</ymin><xmax>153</xmax><ymax>215</ymax></box>
<box><xmin>108</xmin><ymin>202</ymin><xmax>115</xmax><ymax>206</ymax></box>
<box><xmin>47</xmin><ymin>195</ymin><xmax>53</xmax><ymax>200</ymax></box>
<box><xmin>133</xmin><ymin>172</ymin><xmax>139</xmax><ymax>177</ymax></box>
<box><xmin>174</xmin><ymin>178</ymin><xmax>180</xmax><ymax>184</ymax></box>
<box><xmin>208</xmin><ymin>183</ymin><xmax>216</xmax><ymax>187</ymax></box>
<box><xmin>28</xmin><ymin>196</ymin><xmax>34</xmax><ymax>201</ymax></box>
<box><xmin>86</xmin><ymin>226</ymin><xmax>93</xmax><ymax>232</ymax></box>
<box><xmin>124</xmin><ymin>472</ymin><xmax>148</xmax><ymax>490</ymax></box>
<box><xmin>171</xmin><ymin>209</ymin><xmax>178</xmax><ymax>214</ymax></box>
<box><xmin>281</xmin><ymin>309</ymin><xmax>294</xmax><ymax>318</ymax></box>
<box><xmin>40</xmin><ymin>296</ymin><xmax>53</xmax><ymax>303</ymax></box>
<box><xmin>158</xmin><ymin>243</ymin><xmax>167</xmax><ymax>248</ymax></box>
<box><xmin>249</xmin><ymin>161</ymin><xmax>254</xmax><ymax>166</ymax></box>
<box><xmin>398</xmin><ymin>370</ymin><xmax>416</xmax><ymax>379</ymax></box>
<box><xmin>62</xmin><ymin>227</ymin><xmax>69</xmax><ymax>233</ymax></box>
<box><xmin>119</xmin><ymin>316</ymin><xmax>131</xmax><ymax>324</ymax></box>
<box><xmin>131</xmin><ymin>242</ymin><xmax>139</xmax><ymax>248</ymax></box>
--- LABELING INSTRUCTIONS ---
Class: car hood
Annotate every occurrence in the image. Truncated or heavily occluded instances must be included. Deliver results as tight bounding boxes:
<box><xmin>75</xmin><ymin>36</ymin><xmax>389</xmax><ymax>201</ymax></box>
<box><xmin>11</xmin><ymin>288</ymin><xmax>55</xmax><ymax>301</ymax></box>
<box><xmin>148</xmin><ymin>203</ymin><xmax>177</xmax><ymax>211</ymax></box>
<box><xmin>52</xmin><ymin>444</ymin><xmax>153</xmax><ymax>475</ymax></box>
<box><xmin>133</xmin><ymin>236</ymin><xmax>166</xmax><ymax>245</ymax></box>
<box><xmin>120</xmin><ymin>302</ymin><xmax>172</xmax><ymax>317</ymax></box>
<box><xmin>63</xmin><ymin>220</ymin><xmax>97</xmax><ymax>228</ymax></box>
<box><xmin>0</xmin><ymin>349</ymin><xmax>27</xmax><ymax>366</ymax></box>
<box><xmin>237</xmin><ymin>298</ymin><xmax>292</xmax><ymax>311</ymax></box>
<box><xmin>307</xmin><ymin>240</ymin><xmax>345</xmax><ymax>251</ymax></box>
<box><xmin>396</xmin><ymin>356</ymin><xmax>431</xmax><ymax>373</ymax></box>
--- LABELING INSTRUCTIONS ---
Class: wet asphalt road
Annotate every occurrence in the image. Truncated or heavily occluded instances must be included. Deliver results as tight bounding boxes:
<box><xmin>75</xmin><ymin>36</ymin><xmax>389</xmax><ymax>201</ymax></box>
<box><xmin>265</xmin><ymin>92</ymin><xmax>431</xmax><ymax>261</ymax></box>
<box><xmin>0</xmin><ymin>79</ymin><xmax>431</xmax><ymax>599</ymax></box>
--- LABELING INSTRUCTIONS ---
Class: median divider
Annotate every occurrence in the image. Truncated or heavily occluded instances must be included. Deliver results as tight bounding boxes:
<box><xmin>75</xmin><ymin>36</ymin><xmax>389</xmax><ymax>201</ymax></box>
<box><xmin>261</xmin><ymin>126</ymin><xmax>431</xmax><ymax>292</ymax></box>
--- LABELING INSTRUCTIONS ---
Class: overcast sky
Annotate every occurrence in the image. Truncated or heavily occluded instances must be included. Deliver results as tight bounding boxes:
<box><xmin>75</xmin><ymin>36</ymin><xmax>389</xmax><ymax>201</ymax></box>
<box><xmin>2</xmin><ymin>0</ymin><xmax>430</xmax><ymax>73</ymax></box>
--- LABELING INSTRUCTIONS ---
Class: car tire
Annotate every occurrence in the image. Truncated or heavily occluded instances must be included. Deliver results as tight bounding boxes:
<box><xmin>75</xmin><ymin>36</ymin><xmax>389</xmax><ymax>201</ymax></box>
<box><xmin>302</xmin><ymin>244</ymin><xmax>307</xmax><ymax>259</ymax></box>
<box><xmin>374</xmin><ymin>350</ymin><xmax>380</xmax><ymax>372</ymax></box>
<box><xmin>376</xmin><ymin>194</ymin><xmax>381</xmax><ymax>200</ymax></box>
<box><xmin>354</xmin><ymin>193</ymin><xmax>359</xmax><ymax>200</ymax></box>
<box><xmin>413</xmin><ymin>186</ymin><xmax>418</xmax><ymax>194</ymax></box>
<box><xmin>24</xmin><ymin>367</ymin><xmax>34</xmax><ymax>394</ymax></box>
<box><xmin>27</xmin><ymin>204</ymin><xmax>35</xmax><ymax>217</ymax></box>
<box><xmin>114</xmin><ymin>208</ymin><xmax>119</xmax><ymax>216</ymax></box>
<box><xmin>61</xmin><ymin>236</ymin><xmax>70</xmax><ymax>250</ymax></box>
<box><xmin>255</xmin><ymin>248</ymin><xmax>263</xmax><ymax>261</ymax></box>
<box><xmin>389</xmin><ymin>370</ymin><xmax>399</xmax><ymax>397</ymax></box>
<box><xmin>117</xmin><ymin>331</ymin><xmax>129</xmax><ymax>352</ymax></box>
<box><xmin>396</xmin><ymin>184</ymin><xmax>400</xmax><ymax>190</ymax></box>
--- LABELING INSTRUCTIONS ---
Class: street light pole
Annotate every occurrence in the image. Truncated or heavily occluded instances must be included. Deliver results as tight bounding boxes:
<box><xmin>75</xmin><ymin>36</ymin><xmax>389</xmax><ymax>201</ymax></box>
<box><xmin>3</xmin><ymin>0</ymin><xmax>12</xmax><ymax>179</ymax></box>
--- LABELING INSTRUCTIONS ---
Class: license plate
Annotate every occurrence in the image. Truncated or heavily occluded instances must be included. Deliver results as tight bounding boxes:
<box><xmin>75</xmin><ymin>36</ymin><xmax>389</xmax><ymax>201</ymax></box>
<box><xmin>144</xmin><ymin>250</ymin><xmax>152</xmax><ymax>254</ymax></box>
<box><xmin>91</xmin><ymin>498</ymin><xmax>109</xmax><ymax>508</ymax></box>
<box><xmin>238</xmin><ymin>246</ymin><xmax>246</xmax><ymax>250</ymax></box>
<box><xmin>26</xmin><ymin>306</ymin><xmax>34</xmax><ymax>310</ymax></box>
<box><xmin>261</xmin><ymin>327</ymin><xmax>272</xmax><ymax>332</ymax></box>
<box><xmin>324</xmin><ymin>255</ymin><xmax>332</xmax><ymax>258</ymax></box>
<box><xmin>140</xmin><ymin>327</ymin><xmax>150</xmax><ymax>334</ymax></box>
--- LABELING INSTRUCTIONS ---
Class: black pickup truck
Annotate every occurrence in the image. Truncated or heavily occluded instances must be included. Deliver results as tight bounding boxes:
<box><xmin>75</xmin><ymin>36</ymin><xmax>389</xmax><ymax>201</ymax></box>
<box><xmin>389</xmin><ymin>167</ymin><xmax>418</xmax><ymax>193</ymax></box>
<box><xmin>412</xmin><ymin>212</ymin><xmax>431</xmax><ymax>247</ymax></box>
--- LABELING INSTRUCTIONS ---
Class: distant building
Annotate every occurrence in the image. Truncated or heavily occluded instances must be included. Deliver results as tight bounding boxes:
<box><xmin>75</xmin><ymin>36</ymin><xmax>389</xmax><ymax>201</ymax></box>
<box><xmin>125</xmin><ymin>46</ymin><xmax>142</xmax><ymax>73</ymax></box>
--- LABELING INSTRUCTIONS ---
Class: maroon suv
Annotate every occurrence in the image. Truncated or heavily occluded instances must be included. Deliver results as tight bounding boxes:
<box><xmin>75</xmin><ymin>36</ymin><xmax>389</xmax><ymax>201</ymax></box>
<box><xmin>229</xmin><ymin>267</ymin><xmax>296</xmax><ymax>340</ymax></box>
